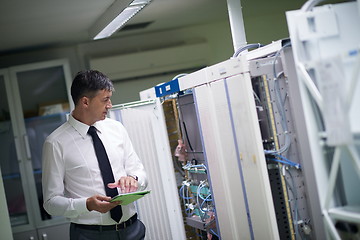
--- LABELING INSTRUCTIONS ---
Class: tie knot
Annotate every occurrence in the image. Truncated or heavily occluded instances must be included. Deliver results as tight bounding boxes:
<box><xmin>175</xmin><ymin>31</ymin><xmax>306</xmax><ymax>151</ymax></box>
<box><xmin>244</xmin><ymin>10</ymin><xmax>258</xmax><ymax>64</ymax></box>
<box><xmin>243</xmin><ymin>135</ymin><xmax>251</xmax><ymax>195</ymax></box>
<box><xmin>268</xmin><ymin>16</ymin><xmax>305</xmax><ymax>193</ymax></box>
<box><xmin>88</xmin><ymin>126</ymin><xmax>97</xmax><ymax>136</ymax></box>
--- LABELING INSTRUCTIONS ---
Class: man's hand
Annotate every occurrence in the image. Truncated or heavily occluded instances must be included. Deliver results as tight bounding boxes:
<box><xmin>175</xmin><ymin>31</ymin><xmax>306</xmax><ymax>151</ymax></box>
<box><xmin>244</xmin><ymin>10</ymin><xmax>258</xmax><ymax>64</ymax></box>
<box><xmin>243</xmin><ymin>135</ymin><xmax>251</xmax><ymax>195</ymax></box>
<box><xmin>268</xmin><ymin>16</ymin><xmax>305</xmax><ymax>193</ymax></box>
<box><xmin>86</xmin><ymin>195</ymin><xmax>120</xmax><ymax>213</ymax></box>
<box><xmin>108</xmin><ymin>176</ymin><xmax>138</xmax><ymax>193</ymax></box>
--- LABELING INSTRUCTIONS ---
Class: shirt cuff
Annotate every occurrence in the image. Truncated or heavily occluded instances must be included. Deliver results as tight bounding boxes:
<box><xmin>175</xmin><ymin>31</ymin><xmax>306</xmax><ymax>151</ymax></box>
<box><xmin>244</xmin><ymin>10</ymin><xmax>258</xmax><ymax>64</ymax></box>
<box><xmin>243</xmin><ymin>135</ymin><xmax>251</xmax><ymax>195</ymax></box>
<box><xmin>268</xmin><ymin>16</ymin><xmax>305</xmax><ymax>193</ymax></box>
<box><xmin>138</xmin><ymin>177</ymin><xmax>147</xmax><ymax>191</ymax></box>
<box><xmin>73</xmin><ymin>197</ymin><xmax>90</xmax><ymax>214</ymax></box>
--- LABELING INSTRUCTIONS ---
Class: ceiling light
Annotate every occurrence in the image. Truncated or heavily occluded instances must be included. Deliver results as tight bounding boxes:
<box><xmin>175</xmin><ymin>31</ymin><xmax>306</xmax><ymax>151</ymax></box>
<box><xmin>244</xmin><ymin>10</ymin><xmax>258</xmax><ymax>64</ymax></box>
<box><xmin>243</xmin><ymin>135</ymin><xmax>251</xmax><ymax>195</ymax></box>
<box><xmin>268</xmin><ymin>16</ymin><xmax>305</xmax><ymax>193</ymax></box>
<box><xmin>90</xmin><ymin>0</ymin><xmax>151</xmax><ymax>40</ymax></box>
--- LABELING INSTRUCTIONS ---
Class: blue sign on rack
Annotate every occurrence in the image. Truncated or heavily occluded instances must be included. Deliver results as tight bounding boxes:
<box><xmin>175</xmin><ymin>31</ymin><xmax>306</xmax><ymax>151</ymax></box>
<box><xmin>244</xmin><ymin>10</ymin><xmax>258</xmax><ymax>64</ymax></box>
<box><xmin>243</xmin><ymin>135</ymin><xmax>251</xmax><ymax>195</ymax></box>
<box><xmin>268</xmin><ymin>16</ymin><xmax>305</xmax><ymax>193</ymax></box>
<box><xmin>154</xmin><ymin>78</ymin><xmax>180</xmax><ymax>97</ymax></box>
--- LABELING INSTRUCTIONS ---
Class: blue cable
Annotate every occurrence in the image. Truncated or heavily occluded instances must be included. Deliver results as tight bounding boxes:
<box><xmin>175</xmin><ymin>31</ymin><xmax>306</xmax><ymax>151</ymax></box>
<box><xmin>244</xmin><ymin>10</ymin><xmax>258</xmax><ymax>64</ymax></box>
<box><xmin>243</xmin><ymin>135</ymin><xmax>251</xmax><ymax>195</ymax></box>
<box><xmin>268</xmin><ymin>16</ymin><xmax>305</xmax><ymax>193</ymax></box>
<box><xmin>267</xmin><ymin>155</ymin><xmax>301</xmax><ymax>169</ymax></box>
<box><xmin>268</xmin><ymin>158</ymin><xmax>297</xmax><ymax>168</ymax></box>
<box><xmin>210</xmin><ymin>229</ymin><xmax>220</xmax><ymax>238</ymax></box>
<box><xmin>197</xmin><ymin>184</ymin><xmax>211</xmax><ymax>201</ymax></box>
<box><xmin>179</xmin><ymin>185</ymin><xmax>192</xmax><ymax>200</ymax></box>
<box><xmin>200</xmin><ymin>194</ymin><xmax>212</xmax><ymax>212</ymax></box>
<box><xmin>265</xmin><ymin>152</ymin><xmax>300</xmax><ymax>168</ymax></box>
<box><xmin>201</xmin><ymin>193</ymin><xmax>212</xmax><ymax>202</ymax></box>
<box><xmin>276</xmin><ymin>154</ymin><xmax>301</xmax><ymax>169</ymax></box>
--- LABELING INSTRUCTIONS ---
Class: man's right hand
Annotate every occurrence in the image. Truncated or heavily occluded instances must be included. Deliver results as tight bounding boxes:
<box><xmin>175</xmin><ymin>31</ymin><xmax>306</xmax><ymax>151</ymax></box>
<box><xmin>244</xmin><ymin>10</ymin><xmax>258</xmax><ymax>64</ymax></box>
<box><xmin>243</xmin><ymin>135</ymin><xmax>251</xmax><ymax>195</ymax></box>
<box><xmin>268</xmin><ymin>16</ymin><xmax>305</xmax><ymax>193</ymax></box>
<box><xmin>86</xmin><ymin>195</ymin><xmax>120</xmax><ymax>213</ymax></box>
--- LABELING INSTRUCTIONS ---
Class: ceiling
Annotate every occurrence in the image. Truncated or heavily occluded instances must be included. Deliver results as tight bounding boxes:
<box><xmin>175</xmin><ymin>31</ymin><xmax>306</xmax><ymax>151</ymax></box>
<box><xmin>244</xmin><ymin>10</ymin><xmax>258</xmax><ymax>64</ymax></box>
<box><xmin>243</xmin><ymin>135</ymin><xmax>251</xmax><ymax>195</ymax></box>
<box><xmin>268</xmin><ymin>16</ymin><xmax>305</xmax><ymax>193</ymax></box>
<box><xmin>0</xmin><ymin>0</ymin><xmax>322</xmax><ymax>56</ymax></box>
<box><xmin>0</xmin><ymin>0</ymin><xmax>230</xmax><ymax>55</ymax></box>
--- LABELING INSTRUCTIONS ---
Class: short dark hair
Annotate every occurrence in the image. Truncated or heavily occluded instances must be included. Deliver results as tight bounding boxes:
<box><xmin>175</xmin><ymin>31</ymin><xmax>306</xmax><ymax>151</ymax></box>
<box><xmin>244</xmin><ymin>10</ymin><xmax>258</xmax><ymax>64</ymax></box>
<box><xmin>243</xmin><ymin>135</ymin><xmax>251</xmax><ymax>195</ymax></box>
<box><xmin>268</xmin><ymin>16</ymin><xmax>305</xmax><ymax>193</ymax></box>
<box><xmin>71</xmin><ymin>70</ymin><xmax>114</xmax><ymax>105</ymax></box>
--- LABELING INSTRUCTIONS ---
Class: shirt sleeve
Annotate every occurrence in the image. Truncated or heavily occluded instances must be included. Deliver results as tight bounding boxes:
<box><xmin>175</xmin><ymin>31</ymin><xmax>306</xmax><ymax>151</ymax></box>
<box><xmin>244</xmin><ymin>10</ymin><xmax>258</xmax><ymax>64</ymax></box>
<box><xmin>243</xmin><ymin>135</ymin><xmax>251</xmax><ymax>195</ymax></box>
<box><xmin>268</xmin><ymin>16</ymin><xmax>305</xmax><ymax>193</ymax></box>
<box><xmin>121</xmin><ymin>126</ymin><xmax>148</xmax><ymax>191</ymax></box>
<box><xmin>42</xmin><ymin>140</ymin><xmax>89</xmax><ymax>218</ymax></box>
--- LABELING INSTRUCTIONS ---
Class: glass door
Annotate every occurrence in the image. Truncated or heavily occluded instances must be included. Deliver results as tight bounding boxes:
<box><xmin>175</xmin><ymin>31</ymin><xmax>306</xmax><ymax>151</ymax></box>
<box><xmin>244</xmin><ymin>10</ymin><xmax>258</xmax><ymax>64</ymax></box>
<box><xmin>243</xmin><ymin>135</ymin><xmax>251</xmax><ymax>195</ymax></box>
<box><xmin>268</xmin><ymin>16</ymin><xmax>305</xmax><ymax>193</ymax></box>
<box><xmin>0</xmin><ymin>70</ymin><xmax>31</xmax><ymax>230</ymax></box>
<box><xmin>8</xmin><ymin>59</ymin><xmax>73</xmax><ymax>232</ymax></box>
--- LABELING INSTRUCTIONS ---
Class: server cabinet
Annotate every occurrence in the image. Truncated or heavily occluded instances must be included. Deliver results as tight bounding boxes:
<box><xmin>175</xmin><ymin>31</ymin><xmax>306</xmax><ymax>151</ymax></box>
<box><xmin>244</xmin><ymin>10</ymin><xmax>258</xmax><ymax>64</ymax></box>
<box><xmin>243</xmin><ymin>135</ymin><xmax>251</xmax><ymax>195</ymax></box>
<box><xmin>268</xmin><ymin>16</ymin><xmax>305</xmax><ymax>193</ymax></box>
<box><xmin>287</xmin><ymin>2</ymin><xmax>360</xmax><ymax>239</ymax></box>
<box><xmin>154</xmin><ymin>40</ymin><xmax>319</xmax><ymax>239</ymax></box>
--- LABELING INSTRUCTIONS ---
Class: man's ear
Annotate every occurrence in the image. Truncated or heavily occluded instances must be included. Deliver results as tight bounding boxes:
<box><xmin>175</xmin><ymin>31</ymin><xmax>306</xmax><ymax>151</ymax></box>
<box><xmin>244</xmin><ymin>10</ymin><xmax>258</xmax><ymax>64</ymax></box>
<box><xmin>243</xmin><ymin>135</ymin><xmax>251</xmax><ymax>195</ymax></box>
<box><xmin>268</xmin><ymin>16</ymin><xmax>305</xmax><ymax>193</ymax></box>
<box><xmin>80</xmin><ymin>96</ymin><xmax>90</xmax><ymax>107</ymax></box>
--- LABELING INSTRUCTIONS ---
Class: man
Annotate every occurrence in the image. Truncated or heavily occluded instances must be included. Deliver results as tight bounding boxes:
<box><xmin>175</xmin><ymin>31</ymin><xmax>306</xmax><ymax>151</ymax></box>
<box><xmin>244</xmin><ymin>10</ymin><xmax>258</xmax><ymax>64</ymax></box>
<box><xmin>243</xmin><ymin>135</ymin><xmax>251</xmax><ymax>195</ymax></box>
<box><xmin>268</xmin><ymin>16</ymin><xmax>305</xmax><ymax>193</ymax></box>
<box><xmin>42</xmin><ymin>70</ymin><xmax>147</xmax><ymax>240</ymax></box>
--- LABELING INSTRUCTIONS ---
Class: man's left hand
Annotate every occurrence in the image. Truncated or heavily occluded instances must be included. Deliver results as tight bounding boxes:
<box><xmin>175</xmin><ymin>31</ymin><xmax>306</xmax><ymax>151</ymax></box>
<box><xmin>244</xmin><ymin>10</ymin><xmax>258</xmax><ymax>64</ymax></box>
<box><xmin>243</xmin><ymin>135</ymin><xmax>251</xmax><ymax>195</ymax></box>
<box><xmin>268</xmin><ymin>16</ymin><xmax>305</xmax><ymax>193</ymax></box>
<box><xmin>108</xmin><ymin>176</ymin><xmax>138</xmax><ymax>193</ymax></box>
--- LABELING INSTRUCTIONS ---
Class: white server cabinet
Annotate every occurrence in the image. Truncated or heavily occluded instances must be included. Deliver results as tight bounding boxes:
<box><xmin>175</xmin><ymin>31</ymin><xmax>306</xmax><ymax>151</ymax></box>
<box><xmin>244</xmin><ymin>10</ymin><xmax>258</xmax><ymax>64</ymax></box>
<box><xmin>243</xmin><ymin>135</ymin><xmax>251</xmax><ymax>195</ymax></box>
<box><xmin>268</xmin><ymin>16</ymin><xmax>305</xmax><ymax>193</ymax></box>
<box><xmin>192</xmin><ymin>59</ymin><xmax>279</xmax><ymax>240</ymax></box>
<box><xmin>156</xmin><ymin>56</ymin><xmax>281</xmax><ymax>239</ymax></box>
<box><xmin>286</xmin><ymin>2</ymin><xmax>360</xmax><ymax>239</ymax></box>
<box><xmin>153</xmin><ymin>40</ymin><xmax>320</xmax><ymax>239</ymax></box>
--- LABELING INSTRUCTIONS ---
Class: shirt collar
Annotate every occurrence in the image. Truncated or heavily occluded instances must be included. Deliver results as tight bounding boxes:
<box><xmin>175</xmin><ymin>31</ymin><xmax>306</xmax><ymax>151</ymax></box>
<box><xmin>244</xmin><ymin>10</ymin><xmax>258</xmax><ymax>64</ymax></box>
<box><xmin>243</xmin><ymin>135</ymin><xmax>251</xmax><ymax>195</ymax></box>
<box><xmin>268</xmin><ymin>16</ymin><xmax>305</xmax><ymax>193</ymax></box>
<box><xmin>68</xmin><ymin>114</ymin><xmax>104</xmax><ymax>138</ymax></box>
<box><xmin>68</xmin><ymin>114</ymin><xmax>92</xmax><ymax>139</ymax></box>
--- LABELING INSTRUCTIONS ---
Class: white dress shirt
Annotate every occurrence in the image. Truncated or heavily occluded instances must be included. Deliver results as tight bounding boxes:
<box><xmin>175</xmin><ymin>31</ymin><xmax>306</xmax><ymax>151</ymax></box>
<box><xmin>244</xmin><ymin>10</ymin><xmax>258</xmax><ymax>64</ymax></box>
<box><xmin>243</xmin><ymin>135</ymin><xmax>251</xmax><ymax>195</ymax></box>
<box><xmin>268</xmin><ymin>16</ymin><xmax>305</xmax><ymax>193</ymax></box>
<box><xmin>42</xmin><ymin>114</ymin><xmax>147</xmax><ymax>225</ymax></box>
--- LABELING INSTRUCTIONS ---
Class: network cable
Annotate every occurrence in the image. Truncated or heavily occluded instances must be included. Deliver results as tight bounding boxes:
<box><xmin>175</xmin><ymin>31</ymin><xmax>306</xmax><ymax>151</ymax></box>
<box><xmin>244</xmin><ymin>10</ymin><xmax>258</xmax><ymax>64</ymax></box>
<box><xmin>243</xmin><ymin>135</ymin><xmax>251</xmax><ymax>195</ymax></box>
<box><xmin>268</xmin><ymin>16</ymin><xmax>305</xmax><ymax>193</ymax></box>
<box><xmin>233</xmin><ymin>43</ymin><xmax>264</xmax><ymax>57</ymax></box>
<box><xmin>210</xmin><ymin>229</ymin><xmax>220</xmax><ymax>239</ymax></box>
<box><xmin>285</xmin><ymin>169</ymin><xmax>301</xmax><ymax>240</ymax></box>
<box><xmin>265</xmin><ymin>41</ymin><xmax>292</xmax><ymax>155</ymax></box>
<box><xmin>179</xmin><ymin>184</ymin><xmax>193</xmax><ymax>200</ymax></box>
<box><xmin>179</xmin><ymin>182</ymin><xmax>193</xmax><ymax>217</ymax></box>
<box><xmin>266</xmin><ymin>153</ymin><xmax>301</xmax><ymax>169</ymax></box>
<box><xmin>301</xmin><ymin>0</ymin><xmax>326</xmax><ymax>11</ymax></box>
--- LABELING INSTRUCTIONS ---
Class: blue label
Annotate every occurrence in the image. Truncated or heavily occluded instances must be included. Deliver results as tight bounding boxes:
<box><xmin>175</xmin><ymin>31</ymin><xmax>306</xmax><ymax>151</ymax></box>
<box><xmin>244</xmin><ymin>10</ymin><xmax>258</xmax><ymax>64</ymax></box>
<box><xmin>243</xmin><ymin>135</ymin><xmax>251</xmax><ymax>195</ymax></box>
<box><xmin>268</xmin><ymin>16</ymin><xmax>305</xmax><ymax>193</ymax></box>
<box><xmin>155</xmin><ymin>78</ymin><xmax>180</xmax><ymax>97</ymax></box>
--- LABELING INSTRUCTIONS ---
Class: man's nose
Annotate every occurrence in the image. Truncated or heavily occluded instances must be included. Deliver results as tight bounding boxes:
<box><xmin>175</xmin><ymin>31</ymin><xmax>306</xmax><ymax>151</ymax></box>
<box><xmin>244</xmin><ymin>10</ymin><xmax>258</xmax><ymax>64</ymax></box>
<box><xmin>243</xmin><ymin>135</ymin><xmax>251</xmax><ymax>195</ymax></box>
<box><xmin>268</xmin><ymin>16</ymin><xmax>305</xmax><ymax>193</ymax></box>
<box><xmin>106</xmin><ymin>100</ymin><xmax>112</xmax><ymax>109</ymax></box>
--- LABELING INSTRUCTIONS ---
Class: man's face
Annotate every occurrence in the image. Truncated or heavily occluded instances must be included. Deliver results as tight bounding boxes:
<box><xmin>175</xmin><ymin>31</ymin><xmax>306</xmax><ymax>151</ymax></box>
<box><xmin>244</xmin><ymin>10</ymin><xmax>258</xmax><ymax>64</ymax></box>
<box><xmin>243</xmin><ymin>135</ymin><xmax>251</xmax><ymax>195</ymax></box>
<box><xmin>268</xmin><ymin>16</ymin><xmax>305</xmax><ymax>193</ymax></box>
<box><xmin>87</xmin><ymin>89</ymin><xmax>113</xmax><ymax>123</ymax></box>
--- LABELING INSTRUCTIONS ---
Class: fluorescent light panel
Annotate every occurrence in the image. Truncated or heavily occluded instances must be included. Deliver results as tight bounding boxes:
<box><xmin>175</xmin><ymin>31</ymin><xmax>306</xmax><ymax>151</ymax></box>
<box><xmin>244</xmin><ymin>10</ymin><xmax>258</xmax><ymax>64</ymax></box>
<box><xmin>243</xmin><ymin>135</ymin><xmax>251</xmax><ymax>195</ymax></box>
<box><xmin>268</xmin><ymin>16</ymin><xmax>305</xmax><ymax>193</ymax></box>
<box><xmin>93</xmin><ymin>0</ymin><xmax>151</xmax><ymax>40</ymax></box>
